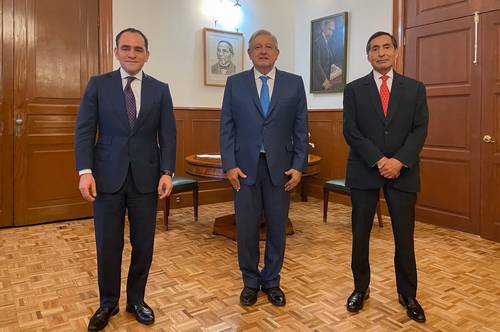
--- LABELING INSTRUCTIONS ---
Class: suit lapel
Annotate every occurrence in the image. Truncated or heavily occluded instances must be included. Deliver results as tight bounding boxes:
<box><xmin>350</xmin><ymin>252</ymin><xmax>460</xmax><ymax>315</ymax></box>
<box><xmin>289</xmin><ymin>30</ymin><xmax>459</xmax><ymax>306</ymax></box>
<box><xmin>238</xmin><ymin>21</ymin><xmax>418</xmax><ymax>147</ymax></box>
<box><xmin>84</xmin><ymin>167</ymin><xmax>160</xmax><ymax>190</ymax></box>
<box><xmin>247</xmin><ymin>69</ymin><xmax>265</xmax><ymax>118</ymax></box>
<box><xmin>385</xmin><ymin>72</ymin><xmax>403</xmax><ymax>125</ymax></box>
<box><xmin>109</xmin><ymin>70</ymin><xmax>131</xmax><ymax>132</ymax></box>
<box><xmin>266</xmin><ymin>69</ymin><xmax>281</xmax><ymax>119</ymax></box>
<box><xmin>366</xmin><ymin>72</ymin><xmax>386</xmax><ymax>124</ymax></box>
<box><xmin>132</xmin><ymin>73</ymin><xmax>154</xmax><ymax>134</ymax></box>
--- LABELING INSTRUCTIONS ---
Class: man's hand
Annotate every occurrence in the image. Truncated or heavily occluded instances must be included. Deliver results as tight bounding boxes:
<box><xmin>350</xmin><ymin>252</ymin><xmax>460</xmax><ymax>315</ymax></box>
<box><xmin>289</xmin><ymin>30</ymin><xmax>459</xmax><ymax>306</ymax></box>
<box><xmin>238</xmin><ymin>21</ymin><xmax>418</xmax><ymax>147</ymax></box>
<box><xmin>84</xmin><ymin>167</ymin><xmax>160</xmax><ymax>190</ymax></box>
<box><xmin>227</xmin><ymin>167</ymin><xmax>247</xmax><ymax>191</ymax></box>
<box><xmin>284</xmin><ymin>168</ymin><xmax>302</xmax><ymax>192</ymax></box>
<box><xmin>157</xmin><ymin>175</ymin><xmax>173</xmax><ymax>199</ymax></box>
<box><xmin>378</xmin><ymin>158</ymin><xmax>403</xmax><ymax>179</ymax></box>
<box><xmin>79</xmin><ymin>173</ymin><xmax>97</xmax><ymax>202</ymax></box>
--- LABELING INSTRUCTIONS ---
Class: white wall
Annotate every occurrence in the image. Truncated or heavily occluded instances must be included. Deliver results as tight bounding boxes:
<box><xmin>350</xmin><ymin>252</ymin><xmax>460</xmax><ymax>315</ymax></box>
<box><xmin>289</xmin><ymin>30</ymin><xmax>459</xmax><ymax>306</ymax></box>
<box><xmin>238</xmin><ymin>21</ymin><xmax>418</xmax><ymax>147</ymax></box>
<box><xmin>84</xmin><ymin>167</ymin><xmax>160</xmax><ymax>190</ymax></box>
<box><xmin>113</xmin><ymin>0</ymin><xmax>392</xmax><ymax>109</ymax></box>
<box><xmin>113</xmin><ymin>0</ymin><xmax>294</xmax><ymax>108</ymax></box>
<box><xmin>294</xmin><ymin>0</ymin><xmax>393</xmax><ymax>109</ymax></box>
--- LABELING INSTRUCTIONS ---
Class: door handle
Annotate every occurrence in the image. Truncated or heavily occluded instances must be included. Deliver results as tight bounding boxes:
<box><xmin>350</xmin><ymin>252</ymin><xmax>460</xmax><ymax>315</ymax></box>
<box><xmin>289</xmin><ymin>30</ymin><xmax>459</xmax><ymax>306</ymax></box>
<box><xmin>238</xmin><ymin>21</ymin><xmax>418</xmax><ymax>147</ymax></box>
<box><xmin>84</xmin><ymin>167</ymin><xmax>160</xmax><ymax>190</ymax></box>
<box><xmin>15</xmin><ymin>113</ymin><xmax>24</xmax><ymax>137</ymax></box>
<box><xmin>483</xmin><ymin>135</ymin><xmax>496</xmax><ymax>143</ymax></box>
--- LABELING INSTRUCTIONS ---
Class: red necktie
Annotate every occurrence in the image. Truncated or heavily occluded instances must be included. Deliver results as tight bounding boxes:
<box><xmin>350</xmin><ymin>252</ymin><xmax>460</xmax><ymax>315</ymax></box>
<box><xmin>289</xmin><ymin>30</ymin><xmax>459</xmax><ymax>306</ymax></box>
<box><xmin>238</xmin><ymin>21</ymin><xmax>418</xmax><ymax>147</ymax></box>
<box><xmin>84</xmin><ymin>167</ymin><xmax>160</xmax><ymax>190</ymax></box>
<box><xmin>379</xmin><ymin>75</ymin><xmax>390</xmax><ymax>117</ymax></box>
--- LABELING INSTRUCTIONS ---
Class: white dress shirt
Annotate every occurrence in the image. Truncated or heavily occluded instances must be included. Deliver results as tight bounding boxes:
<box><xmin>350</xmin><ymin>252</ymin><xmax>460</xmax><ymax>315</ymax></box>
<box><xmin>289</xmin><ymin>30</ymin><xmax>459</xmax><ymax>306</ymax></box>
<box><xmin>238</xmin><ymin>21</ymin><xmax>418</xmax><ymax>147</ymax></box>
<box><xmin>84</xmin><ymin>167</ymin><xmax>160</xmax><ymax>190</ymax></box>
<box><xmin>254</xmin><ymin>66</ymin><xmax>276</xmax><ymax>99</ymax></box>
<box><xmin>373</xmin><ymin>68</ymin><xmax>393</xmax><ymax>92</ymax></box>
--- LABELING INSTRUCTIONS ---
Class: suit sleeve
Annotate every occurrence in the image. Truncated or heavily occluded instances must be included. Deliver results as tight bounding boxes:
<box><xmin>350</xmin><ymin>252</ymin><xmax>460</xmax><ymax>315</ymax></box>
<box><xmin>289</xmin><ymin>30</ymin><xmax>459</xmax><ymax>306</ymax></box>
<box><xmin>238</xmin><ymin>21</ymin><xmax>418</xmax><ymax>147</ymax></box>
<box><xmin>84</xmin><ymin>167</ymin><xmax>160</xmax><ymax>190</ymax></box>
<box><xmin>74</xmin><ymin>77</ymin><xmax>98</xmax><ymax>172</ymax></box>
<box><xmin>292</xmin><ymin>77</ymin><xmax>309</xmax><ymax>172</ymax></box>
<box><xmin>220</xmin><ymin>77</ymin><xmax>237</xmax><ymax>171</ymax></box>
<box><xmin>159</xmin><ymin>84</ymin><xmax>176</xmax><ymax>172</ymax></box>
<box><xmin>342</xmin><ymin>83</ymin><xmax>384</xmax><ymax>166</ymax></box>
<box><xmin>393</xmin><ymin>82</ymin><xmax>429</xmax><ymax>168</ymax></box>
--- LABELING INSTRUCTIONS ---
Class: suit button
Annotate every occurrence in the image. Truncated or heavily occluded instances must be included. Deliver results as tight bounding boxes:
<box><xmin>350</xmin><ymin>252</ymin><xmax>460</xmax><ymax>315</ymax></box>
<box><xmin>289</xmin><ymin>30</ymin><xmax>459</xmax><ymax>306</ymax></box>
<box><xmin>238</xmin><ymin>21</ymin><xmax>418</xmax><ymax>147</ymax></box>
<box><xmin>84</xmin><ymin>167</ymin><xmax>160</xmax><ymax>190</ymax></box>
<box><xmin>384</xmin><ymin>131</ymin><xmax>389</xmax><ymax>135</ymax></box>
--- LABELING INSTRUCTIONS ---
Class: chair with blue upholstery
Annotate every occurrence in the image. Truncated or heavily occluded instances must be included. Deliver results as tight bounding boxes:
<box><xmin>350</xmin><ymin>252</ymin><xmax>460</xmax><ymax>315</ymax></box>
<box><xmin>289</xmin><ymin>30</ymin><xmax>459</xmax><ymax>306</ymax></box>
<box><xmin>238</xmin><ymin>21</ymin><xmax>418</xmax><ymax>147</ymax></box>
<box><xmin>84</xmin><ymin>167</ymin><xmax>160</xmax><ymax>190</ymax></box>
<box><xmin>323</xmin><ymin>178</ymin><xmax>383</xmax><ymax>227</ymax></box>
<box><xmin>163</xmin><ymin>176</ymin><xmax>199</xmax><ymax>230</ymax></box>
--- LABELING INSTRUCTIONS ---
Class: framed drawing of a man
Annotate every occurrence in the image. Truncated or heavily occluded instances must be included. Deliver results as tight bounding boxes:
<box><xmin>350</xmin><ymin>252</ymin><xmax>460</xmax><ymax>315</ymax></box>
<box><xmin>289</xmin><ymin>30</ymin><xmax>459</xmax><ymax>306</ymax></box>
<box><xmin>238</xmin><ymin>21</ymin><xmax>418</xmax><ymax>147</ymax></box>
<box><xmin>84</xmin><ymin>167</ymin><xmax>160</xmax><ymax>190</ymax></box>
<box><xmin>204</xmin><ymin>28</ymin><xmax>244</xmax><ymax>86</ymax></box>
<box><xmin>310</xmin><ymin>12</ymin><xmax>348</xmax><ymax>93</ymax></box>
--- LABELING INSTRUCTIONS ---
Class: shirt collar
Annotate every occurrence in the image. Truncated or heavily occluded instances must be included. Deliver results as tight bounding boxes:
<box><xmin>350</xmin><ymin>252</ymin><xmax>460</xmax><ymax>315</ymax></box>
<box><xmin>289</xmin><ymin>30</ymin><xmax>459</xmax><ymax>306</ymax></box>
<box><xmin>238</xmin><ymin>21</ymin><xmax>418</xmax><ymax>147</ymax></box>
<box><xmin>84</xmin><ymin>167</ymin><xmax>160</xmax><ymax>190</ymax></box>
<box><xmin>120</xmin><ymin>67</ymin><xmax>143</xmax><ymax>81</ymax></box>
<box><xmin>254</xmin><ymin>67</ymin><xmax>276</xmax><ymax>81</ymax></box>
<box><xmin>373</xmin><ymin>68</ymin><xmax>393</xmax><ymax>81</ymax></box>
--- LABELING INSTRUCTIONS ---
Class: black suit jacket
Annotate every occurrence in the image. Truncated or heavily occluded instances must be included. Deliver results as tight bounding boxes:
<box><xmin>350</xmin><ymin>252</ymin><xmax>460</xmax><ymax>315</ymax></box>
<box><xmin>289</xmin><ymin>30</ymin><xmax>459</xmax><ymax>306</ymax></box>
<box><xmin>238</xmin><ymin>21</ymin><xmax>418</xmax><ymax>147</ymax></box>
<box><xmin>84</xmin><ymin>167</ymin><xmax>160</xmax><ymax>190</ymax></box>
<box><xmin>75</xmin><ymin>70</ymin><xmax>176</xmax><ymax>193</ymax></box>
<box><xmin>343</xmin><ymin>71</ymin><xmax>428</xmax><ymax>192</ymax></box>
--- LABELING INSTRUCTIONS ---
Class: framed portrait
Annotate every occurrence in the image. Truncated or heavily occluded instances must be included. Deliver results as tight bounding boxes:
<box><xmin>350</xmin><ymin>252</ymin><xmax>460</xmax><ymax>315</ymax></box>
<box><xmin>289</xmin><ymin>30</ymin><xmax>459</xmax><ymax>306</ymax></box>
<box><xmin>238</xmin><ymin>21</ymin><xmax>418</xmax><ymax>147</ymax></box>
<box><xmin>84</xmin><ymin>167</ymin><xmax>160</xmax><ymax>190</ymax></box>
<box><xmin>310</xmin><ymin>12</ymin><xmax>348</xmax><ymax>93</ymax></box>
<box><xmin>203</xmin><ymin>28</ymin><xmax>244</xmax><ymax>86</ymax></box>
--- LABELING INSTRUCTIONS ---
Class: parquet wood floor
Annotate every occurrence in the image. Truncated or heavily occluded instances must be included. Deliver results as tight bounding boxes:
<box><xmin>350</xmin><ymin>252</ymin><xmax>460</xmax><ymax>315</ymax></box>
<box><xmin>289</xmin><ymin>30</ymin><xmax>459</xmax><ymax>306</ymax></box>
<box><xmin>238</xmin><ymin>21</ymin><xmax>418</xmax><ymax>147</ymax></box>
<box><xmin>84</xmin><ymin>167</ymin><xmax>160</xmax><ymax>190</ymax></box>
<box><xmin>1</xmin><ymin>198</ymin><xmax>499</xmax><ymax>331</ymax></box>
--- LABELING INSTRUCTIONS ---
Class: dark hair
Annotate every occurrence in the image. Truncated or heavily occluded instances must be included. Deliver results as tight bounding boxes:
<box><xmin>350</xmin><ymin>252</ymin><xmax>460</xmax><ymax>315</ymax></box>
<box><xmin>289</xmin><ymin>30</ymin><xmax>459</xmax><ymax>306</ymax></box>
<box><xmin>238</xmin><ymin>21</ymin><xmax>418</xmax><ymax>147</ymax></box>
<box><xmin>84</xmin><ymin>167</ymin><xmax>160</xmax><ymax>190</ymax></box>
<box><xmin>115</xmin><ymin>28</ymin><xmax>149</xmax><ymax>51</ymax></box>
<box><xmin>366</xmin><ymin>31</ymin><xmax>397</xmax><ymax>54</ymax></box>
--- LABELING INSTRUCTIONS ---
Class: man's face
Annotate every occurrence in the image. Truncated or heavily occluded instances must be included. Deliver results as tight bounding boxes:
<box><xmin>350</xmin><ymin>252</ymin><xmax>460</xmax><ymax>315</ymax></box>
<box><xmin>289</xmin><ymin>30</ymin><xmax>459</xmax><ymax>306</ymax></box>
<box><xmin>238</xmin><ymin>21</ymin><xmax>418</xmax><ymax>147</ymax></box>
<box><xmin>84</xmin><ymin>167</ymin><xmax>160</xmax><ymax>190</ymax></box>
<box><xmin>367</xmin><ymin>34</ymin><xmax>398</xmax><ymax>74</ymax></box>
<box><xmin>114</xmin><ymin>31</ymin><xmax>150</xmax><ymax>75</ymax></box>
<box><xmin>248</xmin><ymin>34</ymin><xmax>279</xmax><ymax>74</ymax></box>
<box><xmin>323</xmin><ymin>21</ymin><xmax>335</xmax><ymax>39</ymax></box>
<box><xmin>217</xmin><ymin>42</ymin><xmax>233</xmax><ymax>66</ymax></box>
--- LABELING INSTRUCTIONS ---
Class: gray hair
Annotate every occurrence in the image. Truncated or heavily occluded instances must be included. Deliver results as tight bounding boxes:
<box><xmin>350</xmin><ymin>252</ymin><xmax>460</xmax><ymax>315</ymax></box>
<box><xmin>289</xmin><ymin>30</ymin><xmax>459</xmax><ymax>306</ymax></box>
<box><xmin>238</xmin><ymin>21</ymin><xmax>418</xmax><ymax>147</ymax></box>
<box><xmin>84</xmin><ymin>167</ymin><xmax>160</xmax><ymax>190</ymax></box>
<box><xmin>217</xmin><ymin>40</ymin><xmax>234</xmax><ymax>55</ymax></box>
<box><xmin>248</xmin><ymin>29</ymin><xmax>279</xmax><ymax>50</ymax></box>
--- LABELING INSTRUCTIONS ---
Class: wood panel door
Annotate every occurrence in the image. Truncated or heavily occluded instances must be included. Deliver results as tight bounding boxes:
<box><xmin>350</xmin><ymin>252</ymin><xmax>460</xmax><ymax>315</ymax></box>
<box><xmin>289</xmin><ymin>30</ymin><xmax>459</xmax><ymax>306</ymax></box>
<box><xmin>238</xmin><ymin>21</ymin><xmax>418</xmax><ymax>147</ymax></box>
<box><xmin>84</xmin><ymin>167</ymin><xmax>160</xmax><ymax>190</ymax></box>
<box><xmin>405</xmin><ymin>16</ymin><xmax>482</xmax><ymax>234</ymax></box>
<box><xmin>0</xmin><ymin>0</ymin><xmax>14</xmax><ymax>227</ymax></box>
<box><xmin>405</xmin><ymin>0</ymin><xmax>500</xmax><ymax>28</ymax></box>
<box><xmin>480</xmin><ymin>10</ymin><xmax>500</xmax><ymax>242</ymax></box>
<box><xmin>12</xmin><ymin>0</ymin><xmax>99</xmax><ymax>225</ymax></box>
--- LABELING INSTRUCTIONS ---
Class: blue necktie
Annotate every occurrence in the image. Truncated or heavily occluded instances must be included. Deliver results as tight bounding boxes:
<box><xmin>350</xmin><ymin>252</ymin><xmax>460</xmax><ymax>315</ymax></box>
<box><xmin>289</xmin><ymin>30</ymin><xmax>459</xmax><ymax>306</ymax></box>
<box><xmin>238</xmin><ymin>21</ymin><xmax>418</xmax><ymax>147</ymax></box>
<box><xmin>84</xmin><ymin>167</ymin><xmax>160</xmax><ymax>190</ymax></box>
<box><xmin>259</xmin><ymin>75</ymin><xmax>270</xmax><ymax>116</ymax></box>
<box><xmin>124</xmin><ymin>76</ymin><xmax>137</xmax><ymax>128</ymax></box>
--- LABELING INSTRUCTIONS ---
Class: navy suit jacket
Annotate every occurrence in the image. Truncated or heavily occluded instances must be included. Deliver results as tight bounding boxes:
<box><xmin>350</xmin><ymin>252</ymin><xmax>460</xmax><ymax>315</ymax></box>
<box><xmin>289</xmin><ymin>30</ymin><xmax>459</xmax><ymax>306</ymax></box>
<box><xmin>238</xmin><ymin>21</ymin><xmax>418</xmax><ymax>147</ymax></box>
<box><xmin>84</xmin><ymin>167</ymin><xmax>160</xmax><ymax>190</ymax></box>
<box><xmin>75</xmin><ymin>69</ymin><xmax>176</xmax><ymax>194</ymax></box>
<box><xmin>220</xmin><ymin>68</ymin><xmax>309</xmax><ymax>186</ymax></box>
<box><xmin>343</xmin><ymin>71</ymin><xmax>428</xmax><ymax>192</ymax></box>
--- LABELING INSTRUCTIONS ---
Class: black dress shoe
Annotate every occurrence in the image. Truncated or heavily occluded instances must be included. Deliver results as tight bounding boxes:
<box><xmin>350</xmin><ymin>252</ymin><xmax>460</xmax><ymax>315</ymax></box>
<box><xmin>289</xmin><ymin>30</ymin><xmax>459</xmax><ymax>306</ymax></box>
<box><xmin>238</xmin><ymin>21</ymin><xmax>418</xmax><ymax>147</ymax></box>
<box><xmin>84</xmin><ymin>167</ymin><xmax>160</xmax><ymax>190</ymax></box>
<box><xmin>240</xmin><ymin>287</ymin><xmax>259</xmax><ymax>306</ymax></box>
<box><xmin>126</xmin><ymin>302</ymin><xmax>155</xmax><ymax>325</ymax></box>
<box><xmin>88</xmin><ymin>305</ymin><xmax>119</xmax><ymax>331</ymax></box>
<box><xmin>262</xmin><ymin>287</ymin><xmax>286</xmax><ymax>306</ymax></box>
<box><xmin>398</xmin><ymin>294</ymin><xmax>426</xmax><ymax>323</ymax></box>
<box><xmin>346</xmin><ymin>288</ymin><xmax>369</xmax><ymax>312</ymax></box>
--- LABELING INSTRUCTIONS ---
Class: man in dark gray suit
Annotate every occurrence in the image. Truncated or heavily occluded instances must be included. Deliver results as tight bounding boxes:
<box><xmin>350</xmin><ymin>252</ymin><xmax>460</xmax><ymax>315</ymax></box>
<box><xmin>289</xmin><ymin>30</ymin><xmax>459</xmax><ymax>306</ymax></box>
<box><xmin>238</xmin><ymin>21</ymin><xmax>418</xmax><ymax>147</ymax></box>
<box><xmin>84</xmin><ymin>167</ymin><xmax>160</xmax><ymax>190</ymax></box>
<box><xmin>343</xmin><ymin>31</ymin><xmax>428</xmax><ymax>323</ymax></box>
<box><xmin>75</xmin><ymin>28</ymin><xmax>176</xmax><ymax>331</ymax></box>
<box><xmin>220</xmin><ymin>29</ymin><xmax>308</xmax><ymax>307</ymax></box>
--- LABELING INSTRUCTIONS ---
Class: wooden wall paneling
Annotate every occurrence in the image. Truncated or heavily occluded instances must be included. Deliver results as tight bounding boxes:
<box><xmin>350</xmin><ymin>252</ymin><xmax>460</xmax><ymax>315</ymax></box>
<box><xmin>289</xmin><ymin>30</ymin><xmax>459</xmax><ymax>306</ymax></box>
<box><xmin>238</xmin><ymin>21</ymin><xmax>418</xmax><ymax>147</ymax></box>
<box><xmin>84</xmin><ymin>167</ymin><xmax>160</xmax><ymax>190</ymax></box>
<box><xmin>98</xmin><ymin>0</ymin><xmax>113</xmax><ymax>73</ymax></box>
<box><xmin>168</xmin><ymin>108</ymin><xmax>232</xmax><ymax>211</ymax></box>
<box><xmin>304</xmin><ymin>110</ymin><xmax>350</xmax><ymax>205</ymax></box>
<box><xmin>0</xmin><ymin>0</ymin><xmax>14</xmax><ymax>227</ymax></box>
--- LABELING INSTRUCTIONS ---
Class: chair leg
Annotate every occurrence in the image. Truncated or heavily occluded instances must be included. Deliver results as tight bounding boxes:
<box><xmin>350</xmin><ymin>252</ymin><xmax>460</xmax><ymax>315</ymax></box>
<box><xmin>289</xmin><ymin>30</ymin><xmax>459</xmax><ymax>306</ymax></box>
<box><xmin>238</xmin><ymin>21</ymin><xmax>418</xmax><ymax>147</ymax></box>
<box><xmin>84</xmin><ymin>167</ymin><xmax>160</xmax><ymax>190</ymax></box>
<box><xmin>376</xmin><ymin>201</ymin><xmax>383</xmax><ymax>227</ymax></box>
<box><xmin>164</xmin><ymin>196</ymin><xmax>171</xmax><ymax>230</ymax></box>
<box><xmin>193</xmin><ymin>185</ymin><xmax>199</xmax><ymax>222</ymax></box>
<box><xmin>323</xmin><ymin>188</ymin><xmax>329</xmax><ymax>223</ymax></box>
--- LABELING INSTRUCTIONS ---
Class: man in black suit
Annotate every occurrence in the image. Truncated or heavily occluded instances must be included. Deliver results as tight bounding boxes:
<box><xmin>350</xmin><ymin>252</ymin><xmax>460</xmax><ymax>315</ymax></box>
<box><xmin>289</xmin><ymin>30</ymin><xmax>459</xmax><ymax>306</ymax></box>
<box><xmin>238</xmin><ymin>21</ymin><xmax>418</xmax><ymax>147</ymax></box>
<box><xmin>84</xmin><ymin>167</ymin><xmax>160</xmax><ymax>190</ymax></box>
<box><xmin>343</xmin><ymin>31</ymin><xmax>428</xmax><ymax>323</ymax></box>
<box><xmin>75</xmin><ymin>28</ymin><xmax>176</xmax><ymax>331</ymax></box>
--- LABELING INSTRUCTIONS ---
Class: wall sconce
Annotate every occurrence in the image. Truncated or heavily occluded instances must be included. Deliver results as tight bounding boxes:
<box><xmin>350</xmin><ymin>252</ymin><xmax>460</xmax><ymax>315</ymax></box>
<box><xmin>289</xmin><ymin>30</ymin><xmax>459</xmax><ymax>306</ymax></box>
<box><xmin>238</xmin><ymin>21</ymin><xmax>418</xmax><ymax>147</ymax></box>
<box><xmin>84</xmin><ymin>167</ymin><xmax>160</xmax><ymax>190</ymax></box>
<box><xmin>203</xmin><ymin>0</ymin><xmax>242</xmax><ymax>31</ymax></box>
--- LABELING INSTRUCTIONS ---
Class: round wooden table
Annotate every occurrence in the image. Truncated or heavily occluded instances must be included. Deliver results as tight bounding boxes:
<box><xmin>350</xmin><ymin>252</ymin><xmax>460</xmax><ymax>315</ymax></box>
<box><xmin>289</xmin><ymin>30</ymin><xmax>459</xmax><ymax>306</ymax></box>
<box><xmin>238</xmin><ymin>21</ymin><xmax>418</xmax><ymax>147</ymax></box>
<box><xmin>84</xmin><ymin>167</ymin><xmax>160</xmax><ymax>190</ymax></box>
<box><xmin>185</xmin><ymin>154</ymin><xmax>321</xmax><ymax>240</ymax></box>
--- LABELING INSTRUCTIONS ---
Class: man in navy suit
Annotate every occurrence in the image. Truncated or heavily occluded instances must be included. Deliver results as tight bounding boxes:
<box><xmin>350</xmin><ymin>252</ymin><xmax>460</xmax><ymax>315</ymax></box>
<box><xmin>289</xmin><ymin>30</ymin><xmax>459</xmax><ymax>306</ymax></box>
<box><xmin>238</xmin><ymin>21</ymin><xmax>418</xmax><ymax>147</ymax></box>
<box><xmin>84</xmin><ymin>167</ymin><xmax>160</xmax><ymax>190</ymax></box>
<box><xmin>343</xmin><ymin>31</ymin><xmax>428</xmax><ymax>323</ymax></box>
<box><xmin>75</xmin><ymin>28</ymin><xmax>176</xmax><ymax>331</ymax></box>
<box><xmin>220</xmin><ymin>29</ymin><xmax>308</xmax><ymax>307</ymax></box>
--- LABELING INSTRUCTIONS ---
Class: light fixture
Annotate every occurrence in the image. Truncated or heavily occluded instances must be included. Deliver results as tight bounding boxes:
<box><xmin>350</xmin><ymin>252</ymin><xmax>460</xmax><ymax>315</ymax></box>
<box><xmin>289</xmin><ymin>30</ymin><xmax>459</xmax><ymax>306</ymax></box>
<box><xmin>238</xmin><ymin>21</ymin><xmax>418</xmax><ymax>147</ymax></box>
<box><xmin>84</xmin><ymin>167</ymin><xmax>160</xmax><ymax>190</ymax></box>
<box><xmin>234</xmin><ymin>0</ymin><xmax>241</xmax><ymax>7</ymax></box>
